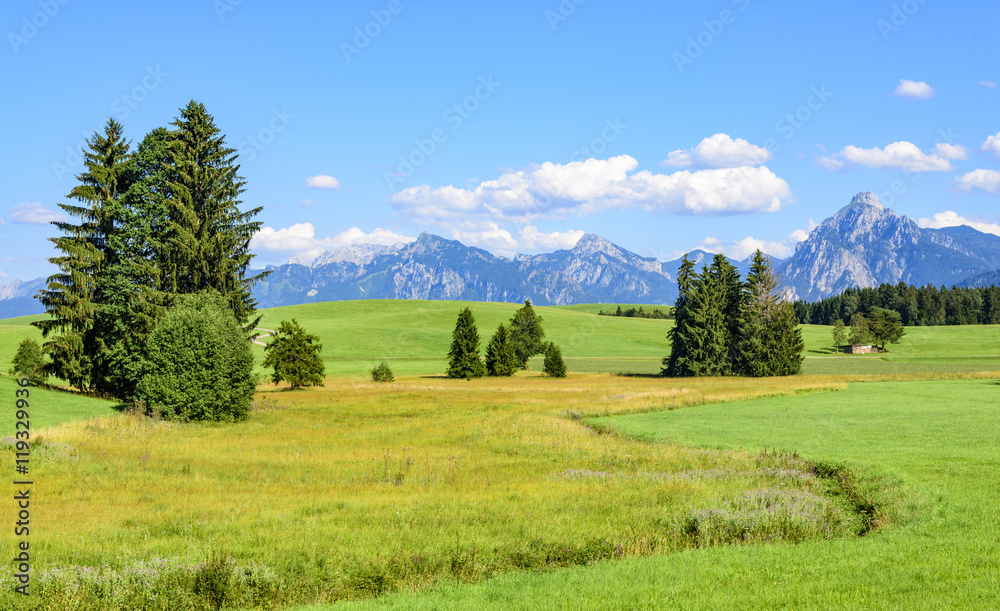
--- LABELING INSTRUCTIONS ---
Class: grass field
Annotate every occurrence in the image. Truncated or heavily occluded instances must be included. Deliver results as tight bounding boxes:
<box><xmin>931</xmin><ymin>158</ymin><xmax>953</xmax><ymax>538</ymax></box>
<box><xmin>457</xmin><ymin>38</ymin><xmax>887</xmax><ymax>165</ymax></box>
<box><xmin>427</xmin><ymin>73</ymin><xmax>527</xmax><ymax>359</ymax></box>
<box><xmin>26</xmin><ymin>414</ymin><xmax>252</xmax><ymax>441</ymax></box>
<box><xmin>1</xmin><ymin>301</ymin><xmax>999</xmax><ymax>609</ymax></box>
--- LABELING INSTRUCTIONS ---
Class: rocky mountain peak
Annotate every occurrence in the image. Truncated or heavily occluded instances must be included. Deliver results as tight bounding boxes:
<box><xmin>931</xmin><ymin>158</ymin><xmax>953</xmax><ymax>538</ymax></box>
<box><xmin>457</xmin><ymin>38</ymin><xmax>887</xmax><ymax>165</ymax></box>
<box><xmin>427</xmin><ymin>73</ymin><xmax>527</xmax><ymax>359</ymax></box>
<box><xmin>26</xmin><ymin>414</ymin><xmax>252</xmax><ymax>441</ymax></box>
<box><xmin>849</xmin><ymin>191</ymin><xmax>883</xmax><ymax>210</ymax></box>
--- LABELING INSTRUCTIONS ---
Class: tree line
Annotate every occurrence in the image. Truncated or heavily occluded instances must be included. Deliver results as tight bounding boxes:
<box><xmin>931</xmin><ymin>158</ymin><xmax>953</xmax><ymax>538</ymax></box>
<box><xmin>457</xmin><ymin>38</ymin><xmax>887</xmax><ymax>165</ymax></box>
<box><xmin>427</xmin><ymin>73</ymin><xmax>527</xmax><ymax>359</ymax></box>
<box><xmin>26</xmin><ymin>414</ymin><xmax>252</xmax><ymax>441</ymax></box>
<box><xmin>664</xmin><ymin>251</ymin><xmax>803</xmax><ymax>377</ymax></box>
<box><xmin>794</xmin><ymin>283</ymin><xmax>1000</xmax><ymax>327</ymax></box>
<box><xmin>598</xmin><ymin>305</ymin><xmax>672</xmax><ymax>319</ymax></box>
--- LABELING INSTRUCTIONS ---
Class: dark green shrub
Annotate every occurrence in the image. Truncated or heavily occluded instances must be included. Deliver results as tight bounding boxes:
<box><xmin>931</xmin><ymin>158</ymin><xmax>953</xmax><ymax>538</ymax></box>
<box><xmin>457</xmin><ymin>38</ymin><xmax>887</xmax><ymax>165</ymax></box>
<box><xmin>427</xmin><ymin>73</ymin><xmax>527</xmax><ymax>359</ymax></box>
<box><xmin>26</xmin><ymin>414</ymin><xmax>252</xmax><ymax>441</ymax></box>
<box><xmin>134</xmin><ymin>292</ymin><xmax>256</xmax><ymax>422</ymax></box>
<box><xmin>371</xmin><ymin>362</ymin><xmax>395</xmax><ymax>382</ymax></box>
<box><xmin>194</xmin><ymin>550</ymin><xmax>235</xmax><ymax>610</ymax></box>
<box><xmin>543</xmin><ymin>343</ymin><xmax>567</xmax><ymax>378</ymax></box>
<box><xmin>9</xmin><ymin>338</ymin><xmax>47</xmax><ymax>385</ymax></box>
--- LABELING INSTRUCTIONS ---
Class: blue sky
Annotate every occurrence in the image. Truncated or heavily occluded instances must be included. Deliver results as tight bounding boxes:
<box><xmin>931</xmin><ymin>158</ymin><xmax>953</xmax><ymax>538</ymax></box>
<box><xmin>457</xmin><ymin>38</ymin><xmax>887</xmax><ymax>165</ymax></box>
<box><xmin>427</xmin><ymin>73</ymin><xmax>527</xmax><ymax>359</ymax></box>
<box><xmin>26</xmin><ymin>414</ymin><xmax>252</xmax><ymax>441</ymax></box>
<box><xmin>3</xmin><ymin>0</ymin><xmax>1000</xmax><ymax>281</ymax></box>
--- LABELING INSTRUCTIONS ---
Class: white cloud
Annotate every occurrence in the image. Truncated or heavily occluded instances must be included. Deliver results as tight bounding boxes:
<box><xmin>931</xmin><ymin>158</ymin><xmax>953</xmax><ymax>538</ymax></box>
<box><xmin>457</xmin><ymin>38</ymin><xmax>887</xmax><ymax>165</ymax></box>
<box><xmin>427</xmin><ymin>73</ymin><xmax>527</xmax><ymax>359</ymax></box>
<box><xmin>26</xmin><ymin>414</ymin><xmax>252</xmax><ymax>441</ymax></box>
<box><xmin>981</xmin><ymin>132</ymin><xmax>1000</xmax><ymax>159</ymax></box>
<box><xmin>954</xmin><ymin>169</ymin><xmax>1000</xmax><ymax>194</ymax></box>
<box><xmin>935</xmin><ymin>142</ymin><xmax>968</xmax><ymax>160</ymax></box>
<box><xmin>251</xmin><ymin>223</ymin><xmax>415</xmax><ymax>262</ymax></box>
<box><xmin>661</xmin><ymin>133</ymin><xmax>773</xmax><ymax>169</ymax></box>
<box><xmin>817</xmin><ymin>141</ymin><xmax>956</xmax><ymax>173</ymax></box>
<box><xmin>328</xmin><ymin>227</ymin><xmax>416</xmax><ymax>248</ymax></box>
<box><xmin>980</xmin><ymin>81</ymin><xmax>998</xmax><ymax>90</ymax></box>
<box><xmin>390</xmin><ymin>155</ymin><xmax>792</xmax><ymax>224</ymax></box>
<box><xmin>11</xmin><ymin>202</ymin><xmax>67</xmax><ymax>224</ymax></box>
<box><xmin>305</xmin><ymin>175</ymin><xmax>341</xmax><ymax>189</ymax></box>
<box><xmin>696</xmin><ymin>222</ymin><xmax>816</xmax><ymax>260</ymax></box>
<box><xmin>444</xmin><ymin>222</ymin><xmax>585</xmax><ymax>257</ymax></box>
<box><xmin>302</xmin><ymin>199</ymin><xmax>316</xmax><ymax>207</ymax></box>
<box><xmin>517</xmin><ymin>226</ymin><xmax>586</xmax><ymax>251</ymax></box>
<box><xmin>917</xmin><ymin>210</ymin><xmax>1000</xmax><ymax>236</ymax></box>
<box><xmin>893</xmin><ymin>79</ymin><xmax>935</xmax><ymax>99</ymax></box>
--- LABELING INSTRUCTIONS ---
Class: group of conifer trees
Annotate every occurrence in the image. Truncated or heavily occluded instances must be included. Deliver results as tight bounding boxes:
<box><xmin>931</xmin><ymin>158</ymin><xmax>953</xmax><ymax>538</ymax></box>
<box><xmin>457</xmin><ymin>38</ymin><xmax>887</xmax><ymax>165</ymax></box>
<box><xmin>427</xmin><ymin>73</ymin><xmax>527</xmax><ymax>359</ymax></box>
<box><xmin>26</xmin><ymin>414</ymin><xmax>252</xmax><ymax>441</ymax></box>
<box><xmin>664</xmin><ymin>251</ymin><xmax>803</xmax><ymax>377</ymax></box>
<box><xmin>34</xmin><ymin>101</ymin><xmax>267</xmax><ymax>400</ymax></box>
<box><xmin>447</xmin><ymin>300</ymin><xmax>566</xmax><ymax>379</ymax></box>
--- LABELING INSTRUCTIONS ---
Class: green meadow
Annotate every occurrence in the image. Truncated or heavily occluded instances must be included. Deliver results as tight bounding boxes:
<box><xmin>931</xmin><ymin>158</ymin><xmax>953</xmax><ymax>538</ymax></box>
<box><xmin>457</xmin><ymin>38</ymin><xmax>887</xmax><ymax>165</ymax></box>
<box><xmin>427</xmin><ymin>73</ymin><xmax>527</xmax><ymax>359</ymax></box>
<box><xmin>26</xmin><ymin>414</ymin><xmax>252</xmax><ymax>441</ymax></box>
<box><xmin>1</xmin><ymin>300</ymin><xmax>999</xmax><ymax>609</ymax></box>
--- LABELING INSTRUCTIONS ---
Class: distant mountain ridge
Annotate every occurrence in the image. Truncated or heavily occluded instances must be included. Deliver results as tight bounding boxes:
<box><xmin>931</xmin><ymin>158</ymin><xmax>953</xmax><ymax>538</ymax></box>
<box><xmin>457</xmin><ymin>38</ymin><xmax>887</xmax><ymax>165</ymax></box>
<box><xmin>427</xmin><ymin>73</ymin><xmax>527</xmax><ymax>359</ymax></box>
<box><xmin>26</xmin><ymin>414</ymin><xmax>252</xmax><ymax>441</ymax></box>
<box><xmin>5</xmin><ymin>191</ymin><xmax>1000</xmax><ymax>317</ymax></box>
<box><xmin>251</xmin><ymin>232</ymin><xmax>689</xmax><ymax>308</ymax></box>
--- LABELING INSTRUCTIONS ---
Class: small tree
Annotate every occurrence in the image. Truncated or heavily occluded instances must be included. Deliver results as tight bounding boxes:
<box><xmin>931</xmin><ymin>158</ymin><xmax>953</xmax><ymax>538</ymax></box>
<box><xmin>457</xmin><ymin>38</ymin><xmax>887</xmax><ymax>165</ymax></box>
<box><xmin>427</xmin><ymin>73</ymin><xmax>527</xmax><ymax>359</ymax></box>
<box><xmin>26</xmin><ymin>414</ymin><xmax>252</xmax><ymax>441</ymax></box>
<box><xmin>262</xmin><ymin>319</ymin><xmax>325</xmax><ymax>389</ymax></box>
<box><xmin>832</xmin><ymin>319</ymin><xmax>846</xmax><ymax>354</ymax></box>
<box><xmin>134</xmin><ymin>292</ymin><xmax>256</xmax><ymax>422</ymax></box>
<box><xmin>485</xmin><ymin>324</ymin><xmax>517</xmax><ymax>377</ymax></box>
<box><xmin>447</xmin><ymin>308</ymin><xmax>486</xmax><ymax>379</ymax></box>
<box><xmin>9</xmin><ymin>338</ymin><xmax>47</xmax><ymax>386</ymax></box>
<box><xmin>848</xmin><ymin>312</ymin><xmax>872</xmax><ymax>347</ymax></box>
<box><xmin>509</xmin><ymin>300</ymin><xmax>546</xmax><ymax>369</ymax></box>
<box><xmin>371</xmin><ymin>362</ymin><xmax>395</xmax><ymax>382</ymax></box>
<box><xmin>868</xmin><ymin>307</ymin><xmax>905</xmax><ymax>352</ymax></box>
<box><xmin>542</xmin><ymin>343</ymin><xmax>567</xmax><ymax>378</ymax></box>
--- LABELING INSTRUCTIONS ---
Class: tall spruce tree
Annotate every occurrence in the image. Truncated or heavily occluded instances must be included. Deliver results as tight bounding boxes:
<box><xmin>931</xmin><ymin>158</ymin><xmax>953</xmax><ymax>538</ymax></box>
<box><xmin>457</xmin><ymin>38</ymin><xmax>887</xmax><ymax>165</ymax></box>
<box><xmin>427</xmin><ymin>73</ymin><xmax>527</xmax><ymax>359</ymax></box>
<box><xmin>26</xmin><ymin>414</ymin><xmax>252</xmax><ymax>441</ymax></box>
<box><xmin>707</xmin><ymin>253</ymin><xmax>743</xmax><ymax>370</ymax></box>
<box><xmin>737</xmin><ymin>250</ymin><xmax>803</xmax><ymax>376</ymax></box>
<box><xmin>664</xmin><ymin>255</ymin><xmax>696</xmax><ymax>376</ymax></box>
<box><xmin>683</xmin><ymin>266</ymin><xmax>729</xmax><ymax>376</ymax></box>
<box><xmin>447</xmin><ymin>308</ymin><xmax>486</xmax><ymax>379</ymax></box>
<box><xmin>509</xmin><ymin>299</ymin><xmax>546</xmax><ymax>369</ymax></box>
<box><xmin>485</xmin><ymin>324</ymin><xmax>517</xmax><ymax>377</ymax></box>
<box><xmin>34</xmin><ymin>119</ymin><xmax>132</xmax><ymax>392</ymax></box>
<box><xmin>155</xmin><ymin>101</ymin><xmax>269</xmax><ymax>331</ymax></box>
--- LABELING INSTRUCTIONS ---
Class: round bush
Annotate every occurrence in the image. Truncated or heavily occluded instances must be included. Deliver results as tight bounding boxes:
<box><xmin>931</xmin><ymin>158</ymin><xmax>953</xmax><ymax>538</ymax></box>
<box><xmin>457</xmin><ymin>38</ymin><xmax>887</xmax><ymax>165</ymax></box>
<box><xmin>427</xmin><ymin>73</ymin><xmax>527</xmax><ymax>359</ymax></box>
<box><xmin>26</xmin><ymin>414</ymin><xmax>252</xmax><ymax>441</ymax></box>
<box><xmin>134</xmin><ymin>292</ymin><xmax>256</xmax><ymax>422</ymax></box>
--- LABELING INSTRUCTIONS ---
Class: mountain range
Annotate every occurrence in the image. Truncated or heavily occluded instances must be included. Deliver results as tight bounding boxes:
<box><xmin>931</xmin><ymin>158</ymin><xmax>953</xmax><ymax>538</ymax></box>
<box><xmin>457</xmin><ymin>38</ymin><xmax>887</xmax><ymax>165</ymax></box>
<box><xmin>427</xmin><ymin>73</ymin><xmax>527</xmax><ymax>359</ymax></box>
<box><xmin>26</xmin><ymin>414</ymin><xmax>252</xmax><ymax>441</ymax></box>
<box><xmin>3</xmin><ymin>192</ymin><xmax>1000</xmax><ymax>317</ymax></box>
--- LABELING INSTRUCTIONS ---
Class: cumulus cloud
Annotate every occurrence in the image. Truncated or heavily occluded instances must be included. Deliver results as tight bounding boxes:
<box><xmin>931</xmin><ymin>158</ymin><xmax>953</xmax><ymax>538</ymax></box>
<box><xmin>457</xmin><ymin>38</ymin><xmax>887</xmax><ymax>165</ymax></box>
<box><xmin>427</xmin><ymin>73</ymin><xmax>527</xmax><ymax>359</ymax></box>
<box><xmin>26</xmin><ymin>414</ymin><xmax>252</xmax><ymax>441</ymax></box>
<box><xmin>661</xmin><ymin>133</ymin><xmax>773</xmax><ymax>169</ymax></box>
<box><xmin>305</xmin><ymin>175</ymin><xmax>341</xmax><ymax>189</ymax></box>
<box><xmin>893</xmin><ymin>79</ymin><xmax>935</xmax><ymax>99</ymax></box>
<box><xmin>445</xmin><ymin>222</ymin><xmax>585</xmax><ymax>257</ymax></box>
<box><xmin>11</xmin><ymin>202</ymin><xmax>67</xmax><ymax>225</ymax></box>
<box><xmin>980</xmin><ymin>81</ymin><xmax>998</xmax><ymax>89</ymax></box>
<box><xmin>817</xmin><ymin>141</ymin><xmax>958</xmax><ymax>173</ymax></box>
<box><xmin>390</xmin><ymin>155</ymin><xmax>792</xmax><ymax>225</ymax></box>
<box><xmin>251</xmin><ymin>223</ymin><xmax>415</xmax><ymax>262</ymax></box>
<box><xmin>981</xmin><ymin>132</ymin><xmax>1000</xmax><ymax>159</ymax></box>
<box><xmin>917</xmin><ymin>210</ymin><xmax>1000</xmax><ymax>236</ymax></box>
<box><xmin>954</xmin><ymin>169</ymin><xmax>1000</xmax><ymax>194</ymax></box>
<box><xmin>696</xmin><ymin>222</ymin><xmax>816</xmax><ymax>260</ymax></box>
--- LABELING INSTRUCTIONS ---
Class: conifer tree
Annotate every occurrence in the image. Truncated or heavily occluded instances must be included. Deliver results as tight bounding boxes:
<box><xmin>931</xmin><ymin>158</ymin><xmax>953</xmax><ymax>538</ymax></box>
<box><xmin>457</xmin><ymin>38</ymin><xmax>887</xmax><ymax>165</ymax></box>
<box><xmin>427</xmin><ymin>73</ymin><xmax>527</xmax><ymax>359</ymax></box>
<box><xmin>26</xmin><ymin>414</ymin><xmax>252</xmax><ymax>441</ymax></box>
<box><xmin>737</xmin><ymin>250</ymin><xmax>803</xmax><ymax>376</ymax></box>
<box><xmin>263</xmin><ymin>318</ymin><xmax>326</xmax><ymax>389</ymax></box>
<box><xmin>154</xmin><ymin>101</ymin><xmax>269</xmax><ymax>331</ymax></box>
<box><xmin>485</xmin><ymin>324</ymin><xmax>517</xmax><ymax>377</ymax></box>
<box><xmin>542</xmin><ymin>343</ymin><xmax>567</xmax><ymax>378</ymax></box>
<box><xmin>664</xmin><ymin>255</ymin><xmax>696</xmax><ymax>376</ymax></box>
<box><xmin>34</xmin><ymin>119</ymin><xmax>132</xmax><ymax>392</ymax></box>
<box><xmin>707</xmin><ymin>253</ymin><xmax>743</xmax><ymax>369</ymax></box>
<box><xmin>683</xmin><ymin>267</ymin><xmax>729</xmax><ymax>376</ymax></box>
<box><xmin>447</xmin><ymin>308</ymin><xmax>486</xmax><ymax>379</ymax></box>
<box><xmin>509</xmin><ymin>299</ymin><xmax>546</xmax><ymax>369</ymax></box>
